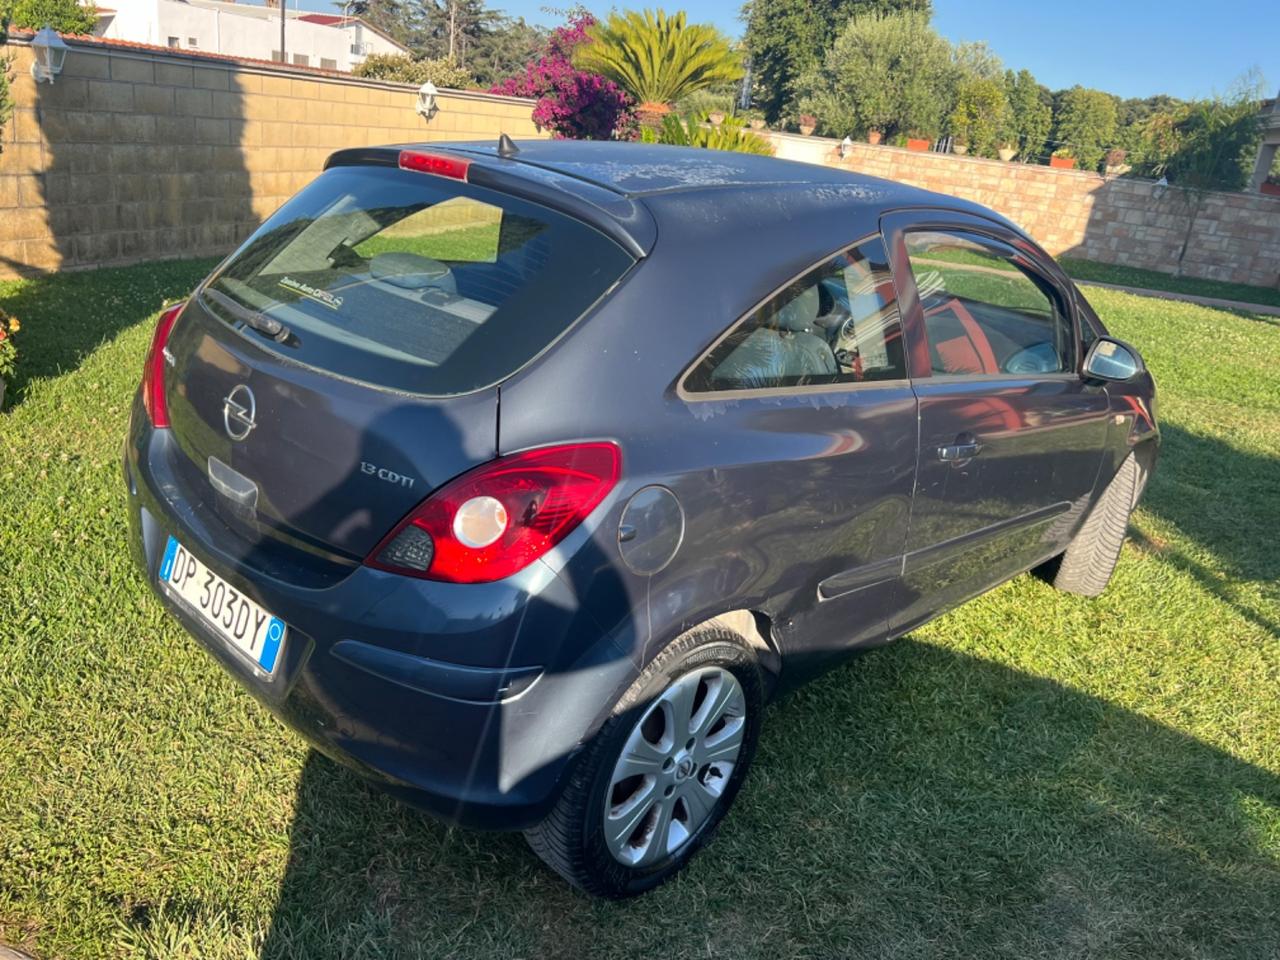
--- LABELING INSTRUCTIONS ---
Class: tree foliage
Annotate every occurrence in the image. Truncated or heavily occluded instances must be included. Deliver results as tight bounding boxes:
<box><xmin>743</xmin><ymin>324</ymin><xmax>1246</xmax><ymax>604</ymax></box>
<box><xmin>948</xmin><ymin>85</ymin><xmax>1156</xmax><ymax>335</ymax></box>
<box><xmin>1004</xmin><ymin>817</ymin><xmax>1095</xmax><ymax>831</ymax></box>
<box><xmin>1004</xmin><ymin>68</ymin><xmax>1051</xmax><ymax>162</ymax></box>
<box><xmin>797</xmin><ymin>11</ymin><xmax>951</xmax><ymax>140</ymax></box>
<box><xmin>947</xmin><ymin>76</ymin><xmax>1007</xmax><ymax>156</ymax></box>
<box><xmin>572</xmin><ymin>8</ymin><xmax>741</xmax><ymax>109</ymax></box>
<box><xmin>491</xmin><ymin>13</ymin><xmax>635</xmax><ymax>141</ymax></box>
<box><xmin>352</xmin><ymin>52</ymin><xmax>473</xmax><ymax>87</ymax></box>
<box><xmin>742</xmin><ymin>0</ymin><xmax>930</xmax><ymax>123</ymax></box>
<box><xmin>1130</xmin><ymin>81</ymin><xmax>1263</xmax><ymax>191</ymax></box>
<box><xmin>5</xmin><ymin>0</ymin><xmax>97</xmax><ymax>33</ymax></box>
<box><xmin>1052</xmin><ymin>86</ymin><xmax>1118</xmax><ymax>170</ymax></box>
<box><xmin>639</xmin><ymin>112</ymin><xmax>774</xmax><ymax>154</ymax></box>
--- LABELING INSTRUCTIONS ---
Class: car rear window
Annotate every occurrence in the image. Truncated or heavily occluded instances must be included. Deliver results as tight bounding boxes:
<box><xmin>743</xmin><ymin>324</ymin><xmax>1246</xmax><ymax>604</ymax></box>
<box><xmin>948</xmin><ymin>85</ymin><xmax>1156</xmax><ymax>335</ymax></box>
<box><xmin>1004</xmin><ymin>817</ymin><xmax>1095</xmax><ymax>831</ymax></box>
<box><xmin>202</xmin><ymin>164</ymin><xmax>635</xmax><ymax>395</ymax></box>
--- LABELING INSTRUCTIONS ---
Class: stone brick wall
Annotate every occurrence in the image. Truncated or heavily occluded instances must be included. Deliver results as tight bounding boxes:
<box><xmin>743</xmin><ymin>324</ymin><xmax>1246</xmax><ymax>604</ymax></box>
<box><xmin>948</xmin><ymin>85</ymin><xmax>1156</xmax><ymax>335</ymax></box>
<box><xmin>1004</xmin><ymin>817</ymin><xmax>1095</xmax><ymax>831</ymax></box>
<box><xmin>770</xmin><ymin>133</ymin><xmax>1280</xmax><ymax>290</ymax></box>
<box><xmin>0</xmin><ymin>38</ymin><xmax>546</xmax><ymax>280</ymax></box>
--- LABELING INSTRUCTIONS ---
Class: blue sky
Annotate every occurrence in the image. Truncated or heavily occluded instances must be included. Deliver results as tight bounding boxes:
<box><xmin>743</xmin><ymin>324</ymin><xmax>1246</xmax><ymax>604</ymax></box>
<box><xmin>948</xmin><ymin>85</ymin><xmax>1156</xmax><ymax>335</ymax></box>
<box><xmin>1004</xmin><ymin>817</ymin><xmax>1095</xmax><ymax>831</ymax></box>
<box><xmin>295</xmin><ymin>0</ymin><xmax>1276</xmax><ymax>100</ymax></box>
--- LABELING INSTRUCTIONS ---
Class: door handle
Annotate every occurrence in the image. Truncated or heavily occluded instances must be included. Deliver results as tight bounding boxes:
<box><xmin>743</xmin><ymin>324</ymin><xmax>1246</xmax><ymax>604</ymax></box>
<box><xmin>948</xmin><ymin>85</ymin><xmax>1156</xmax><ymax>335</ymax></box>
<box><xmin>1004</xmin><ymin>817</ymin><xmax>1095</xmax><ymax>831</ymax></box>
<box><xmin>936</xmin><ymin>440</ymin><xmax>983</xmax><ymax>462</ymax></box>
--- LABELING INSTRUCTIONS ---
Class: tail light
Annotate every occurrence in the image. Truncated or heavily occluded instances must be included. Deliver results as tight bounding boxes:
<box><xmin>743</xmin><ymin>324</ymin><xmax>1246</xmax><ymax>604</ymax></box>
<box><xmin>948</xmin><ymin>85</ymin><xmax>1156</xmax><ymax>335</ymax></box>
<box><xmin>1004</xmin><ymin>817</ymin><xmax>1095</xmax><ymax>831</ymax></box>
<box><xmin>140</xmin><ymin>301</ymin><xmax>185</xmax><ymax>428</ymax></box>
<box><xmin>367</xmin><ymin>442</ymin><xmax>621</xmax><ymax>584</ymax></box>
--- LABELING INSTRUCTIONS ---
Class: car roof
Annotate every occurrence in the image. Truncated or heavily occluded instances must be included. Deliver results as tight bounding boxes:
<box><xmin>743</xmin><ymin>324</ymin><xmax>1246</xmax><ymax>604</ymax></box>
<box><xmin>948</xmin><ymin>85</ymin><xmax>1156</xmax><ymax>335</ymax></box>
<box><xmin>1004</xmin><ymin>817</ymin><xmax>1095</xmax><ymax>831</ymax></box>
<box><xmin>446</xmin><ymin>139</ymin><xmax>909</xmax><ymax>198</ymax></box>
<box><xmin>326</xmin><ymin>139</ymin><xmax>1020</xmax><ymax>259</ymax></box>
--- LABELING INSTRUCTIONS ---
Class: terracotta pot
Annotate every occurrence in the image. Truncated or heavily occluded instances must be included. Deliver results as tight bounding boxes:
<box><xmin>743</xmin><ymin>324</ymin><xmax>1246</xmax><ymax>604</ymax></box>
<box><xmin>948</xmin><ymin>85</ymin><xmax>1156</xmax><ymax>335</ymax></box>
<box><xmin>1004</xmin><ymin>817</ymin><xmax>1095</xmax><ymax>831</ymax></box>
<box><xmin>635</xmin><ymin>101</ymin><xmax>672</xmax><ymax>130</ymax></box>
<box><xmin>799</xmin><ymin>123</ymin><xmax>816</xmax><ymax>136</ymax></box>
<box><xmin>867</xmin><ymin>129</ymin><xmax>882</xmax><ymax>145</ymax></box>
<box><xmin>952</xmin><ymin>143</ymin><xmax>968</xmax><ymax>155</ymax></box>
<box><xmin>708</xmin><ymin>111</ymin><xmax>725</xmax><ymax>126</ymax></box>
<box><xmin>907</xmin><ymin>138</ymin><xmax>930</xmax><ymax>152</ymax></box>
<box><xmin>1049</xmin><ymin>156</ymin><xmax>1077</xmax><ymax>170</ymax></box>
<box><xmin>1261</xmin><ymin>182</ymin><xmax>1280</xmax><ymax>196</ymax></box>
<box><xmin>749</xmin><ymin>118</ymin><xmax>766</xmax><ymax>130</ymax></box>
<box><xmin>998</xmin><ymin>146</ymin><xmax>1016</xmax><ymax>161</ymax></box>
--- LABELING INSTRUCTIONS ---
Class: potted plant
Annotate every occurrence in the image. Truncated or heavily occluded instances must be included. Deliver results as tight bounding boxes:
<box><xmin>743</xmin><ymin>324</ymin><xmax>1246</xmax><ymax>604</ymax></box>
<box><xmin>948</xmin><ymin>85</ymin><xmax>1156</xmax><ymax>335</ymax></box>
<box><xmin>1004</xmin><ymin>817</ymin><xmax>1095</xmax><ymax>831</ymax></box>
<box><xmin>867</xmin><ymin>128</ymin><xmax>883</xmax><ymax>145</ymax></box>
<box><xmin>951</xmin><ymin>136</ymin><xmax>969</xmax><ymax>155</ymax></box>
<box><xmin>907</xmin><ymin>134</ymin><xmax>931</xmax><ymax>152</ymax></box>
<box><xmin>997</xmin><ymin>142</ymin><xmax>1017</xmax><ymax>162</ymax></box>
<box><xmin>0</xmin><ymin>312</ymin><xmax>19</xmax><ymax>410</ymax></box>
<box><xmin>1050</xmin><ymin>148</ymin><xmax>1077</xmax><ymax>170</ymax></box>
<box><xmin>1104</xmin><ymin>147</ymin><xmax>1128</xmax><ymax>175</ymax></box>
<box><xmin>798</xmin><ymin>114</ymin><xmax>817</xmax><ymax>136</ymax></box>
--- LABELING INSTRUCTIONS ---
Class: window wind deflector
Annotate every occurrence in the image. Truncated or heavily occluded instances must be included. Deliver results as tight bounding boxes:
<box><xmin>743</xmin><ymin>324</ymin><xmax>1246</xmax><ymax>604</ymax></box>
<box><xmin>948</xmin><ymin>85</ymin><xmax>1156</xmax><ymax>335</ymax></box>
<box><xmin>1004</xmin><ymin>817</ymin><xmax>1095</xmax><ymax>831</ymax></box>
<box><xmin>200</xmin><ymin>286</ymin><xmax>294</xmax><ymax>344</ymax></box>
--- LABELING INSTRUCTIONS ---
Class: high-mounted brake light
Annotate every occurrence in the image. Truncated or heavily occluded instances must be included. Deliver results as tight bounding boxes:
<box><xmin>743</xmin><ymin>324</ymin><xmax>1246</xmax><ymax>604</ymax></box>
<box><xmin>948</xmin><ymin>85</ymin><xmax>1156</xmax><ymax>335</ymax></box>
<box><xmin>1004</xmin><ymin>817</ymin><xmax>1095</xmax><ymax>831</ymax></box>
<box><xmin>367</xmin><ymin>443</ymin><xmax>621</xmax><ymax>584</ymax></box>
<box><xmin>398</xmin><ymin>150</ymin><xmax>470</xmax><ymax>181</ymax></box>
<box><xmin>140</xmin><ymin>301</ymin><xmax>185</xmax><ymax>428</ymax></box>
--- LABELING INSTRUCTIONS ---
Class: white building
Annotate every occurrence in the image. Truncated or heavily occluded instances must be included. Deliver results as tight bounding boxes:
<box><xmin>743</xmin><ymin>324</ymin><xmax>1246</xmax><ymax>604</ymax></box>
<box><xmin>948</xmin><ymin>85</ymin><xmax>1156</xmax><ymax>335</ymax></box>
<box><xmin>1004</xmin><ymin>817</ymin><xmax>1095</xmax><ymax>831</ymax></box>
<box><xmin>94</xmin><ymin>0</ymin><xmax>408</xmax><ymax>72</ymax></box>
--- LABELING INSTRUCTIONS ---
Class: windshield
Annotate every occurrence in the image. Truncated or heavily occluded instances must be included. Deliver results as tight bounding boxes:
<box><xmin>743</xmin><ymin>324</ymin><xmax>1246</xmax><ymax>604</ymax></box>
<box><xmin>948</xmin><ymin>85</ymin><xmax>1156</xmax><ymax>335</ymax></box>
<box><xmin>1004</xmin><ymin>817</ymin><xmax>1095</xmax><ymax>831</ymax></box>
<box><xmin>204</xmin><ymin>164</ymin><xmax>635</xmax><ymax>395</ymax></box>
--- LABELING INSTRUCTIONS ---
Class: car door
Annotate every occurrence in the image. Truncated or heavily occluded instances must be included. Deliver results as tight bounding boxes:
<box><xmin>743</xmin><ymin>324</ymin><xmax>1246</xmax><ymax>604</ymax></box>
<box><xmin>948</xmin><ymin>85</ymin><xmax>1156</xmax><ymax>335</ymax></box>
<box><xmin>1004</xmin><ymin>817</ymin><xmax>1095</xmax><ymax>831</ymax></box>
<box><xmin>678</xmin><ymin>234</ymin><xmax>918</xmax><ymax>680</ymax></box>
<box><xmin>881</xmin><ymin>210</ymin><xmax>1111</xmax><ymax>634</ymax></box>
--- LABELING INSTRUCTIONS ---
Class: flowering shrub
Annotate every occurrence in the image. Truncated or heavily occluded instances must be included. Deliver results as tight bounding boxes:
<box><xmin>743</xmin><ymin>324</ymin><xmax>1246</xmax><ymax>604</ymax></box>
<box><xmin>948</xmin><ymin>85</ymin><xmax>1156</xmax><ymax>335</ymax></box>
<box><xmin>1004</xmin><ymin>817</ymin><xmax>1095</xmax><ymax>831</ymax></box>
<box><xmin>491</xmin><ymin>14</ymin><xmax>635</xmax><ymax>141</ymax></box>
<box><xmin>0</xmin><ymin>312</ymin><xmax>20</xmax><ymax>389</ymax></box>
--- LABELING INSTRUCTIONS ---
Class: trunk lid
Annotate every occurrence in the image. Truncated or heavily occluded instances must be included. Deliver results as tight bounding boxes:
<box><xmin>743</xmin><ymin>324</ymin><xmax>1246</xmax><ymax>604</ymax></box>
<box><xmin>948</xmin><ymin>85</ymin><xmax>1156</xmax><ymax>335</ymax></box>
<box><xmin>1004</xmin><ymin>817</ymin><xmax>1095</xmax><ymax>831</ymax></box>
<box><xmin>156</xmin><ymin>158</ymin><xmax>633</xmax><ymax>560</ymax></box>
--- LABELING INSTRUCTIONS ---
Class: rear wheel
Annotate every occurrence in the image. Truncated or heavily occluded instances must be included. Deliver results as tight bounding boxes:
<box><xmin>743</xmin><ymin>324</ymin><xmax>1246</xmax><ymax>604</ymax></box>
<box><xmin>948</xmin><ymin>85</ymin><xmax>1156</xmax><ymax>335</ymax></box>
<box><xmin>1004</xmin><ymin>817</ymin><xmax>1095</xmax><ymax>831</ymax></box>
<box><xmin>1039</xmin><ymin>453</ymin><xmax>1145</xmax><ymax>597</ymax></box>
<box><xmin>525</xmin><ymin>625</ymin><xmax>764</xmax><ymax>898</ymax></box>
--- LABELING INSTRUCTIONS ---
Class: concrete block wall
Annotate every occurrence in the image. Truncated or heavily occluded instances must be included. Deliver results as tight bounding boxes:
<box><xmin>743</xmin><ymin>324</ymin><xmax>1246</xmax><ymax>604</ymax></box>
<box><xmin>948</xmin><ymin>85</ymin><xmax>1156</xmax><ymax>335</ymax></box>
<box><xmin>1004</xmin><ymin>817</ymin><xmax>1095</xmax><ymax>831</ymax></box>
<box><xmin>0</xmin><ymin>39</ymin><xmax>546</xmax><ymax>280</ymax></box>
<box><xmin>769</xmin><ymin>132</ymin><xmax>1280</xmax><ymax>290</ymax></box>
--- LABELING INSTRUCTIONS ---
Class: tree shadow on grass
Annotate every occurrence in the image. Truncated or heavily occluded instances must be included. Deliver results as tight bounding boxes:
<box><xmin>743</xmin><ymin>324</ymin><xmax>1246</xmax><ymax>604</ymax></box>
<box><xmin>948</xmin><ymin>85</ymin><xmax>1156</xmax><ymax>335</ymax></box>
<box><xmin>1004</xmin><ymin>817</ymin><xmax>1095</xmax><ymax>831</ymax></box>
<box><xmin>258</xmin><ymin>639</ymin><xmax>1280</xmax><ymax>960</ymax></box>
<box><xmin>0</xmin><ymin>258</ymin><xmax>216</xmax><ymax>408</ymax></box>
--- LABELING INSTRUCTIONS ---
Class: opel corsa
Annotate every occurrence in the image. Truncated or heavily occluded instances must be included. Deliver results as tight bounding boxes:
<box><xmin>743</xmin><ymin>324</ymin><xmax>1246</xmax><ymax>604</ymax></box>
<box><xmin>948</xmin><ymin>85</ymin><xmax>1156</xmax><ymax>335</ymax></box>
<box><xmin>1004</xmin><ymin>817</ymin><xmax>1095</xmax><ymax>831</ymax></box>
<box><xmin>125</xmin><ymin>140</ymin><xmax>1159</xmax><ymax>897</ymax></box>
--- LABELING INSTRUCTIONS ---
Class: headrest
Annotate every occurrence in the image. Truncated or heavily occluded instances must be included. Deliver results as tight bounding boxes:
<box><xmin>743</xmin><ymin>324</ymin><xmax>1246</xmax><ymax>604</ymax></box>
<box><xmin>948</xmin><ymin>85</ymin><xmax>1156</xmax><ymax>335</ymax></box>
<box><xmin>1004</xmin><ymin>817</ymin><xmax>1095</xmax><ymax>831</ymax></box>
<box><xmin>370</xmin><ymin>252</ymin><xmax>454</xmax><ymax>292</ymax></box>
<box><xmin>775</xmin><ymin>284</ymin><xmax>819</xmax><ymax>333</ymax></box>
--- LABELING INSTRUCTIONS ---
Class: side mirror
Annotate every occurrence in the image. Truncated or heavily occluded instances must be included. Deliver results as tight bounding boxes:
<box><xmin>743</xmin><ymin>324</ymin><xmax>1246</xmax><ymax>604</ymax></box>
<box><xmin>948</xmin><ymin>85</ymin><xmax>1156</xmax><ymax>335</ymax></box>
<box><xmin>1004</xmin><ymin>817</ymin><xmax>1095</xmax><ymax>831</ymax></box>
<box><xmin>1083</xmin><ymin>337</ymin><xmax>1144</xmax><ymax>381</ymax></box>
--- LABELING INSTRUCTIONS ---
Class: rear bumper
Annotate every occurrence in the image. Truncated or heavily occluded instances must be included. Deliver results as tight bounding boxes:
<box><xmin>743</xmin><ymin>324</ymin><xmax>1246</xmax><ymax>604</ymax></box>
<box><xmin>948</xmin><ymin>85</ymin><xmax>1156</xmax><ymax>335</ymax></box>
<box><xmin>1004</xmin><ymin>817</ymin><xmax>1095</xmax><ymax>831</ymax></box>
<box><xmin>124</xmin><ymin>408</ymin><xmax>637</xmax><ymax>829</ymax></box>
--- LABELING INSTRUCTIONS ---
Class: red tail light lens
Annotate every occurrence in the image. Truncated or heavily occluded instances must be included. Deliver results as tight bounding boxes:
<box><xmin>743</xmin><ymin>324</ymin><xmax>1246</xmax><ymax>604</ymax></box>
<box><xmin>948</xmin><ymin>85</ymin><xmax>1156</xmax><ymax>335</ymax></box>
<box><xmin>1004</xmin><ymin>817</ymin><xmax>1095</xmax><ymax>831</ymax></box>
<box><xmin>140</xmin><ymin>301</ymin><xmax>185</xmax><ymax>428</ymax></box>
<box><xmin>398</xmin><ymin>150</ymin><xmax>470</xmax><ymax>181</ymax></box>
<box><xmin>367</xmin><ymin>442</ymin><xmax>621</xmax><ymax>584</ymax></box>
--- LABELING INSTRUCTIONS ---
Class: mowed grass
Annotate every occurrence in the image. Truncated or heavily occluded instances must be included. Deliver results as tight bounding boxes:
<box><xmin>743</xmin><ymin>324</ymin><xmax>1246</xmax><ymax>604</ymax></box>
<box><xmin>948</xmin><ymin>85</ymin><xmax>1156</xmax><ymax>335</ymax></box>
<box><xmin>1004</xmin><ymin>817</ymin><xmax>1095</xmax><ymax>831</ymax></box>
<box><xmin>0</xmin><ymin>261</ymin><xmax>1277</xmax><ymax>960</ymax></box>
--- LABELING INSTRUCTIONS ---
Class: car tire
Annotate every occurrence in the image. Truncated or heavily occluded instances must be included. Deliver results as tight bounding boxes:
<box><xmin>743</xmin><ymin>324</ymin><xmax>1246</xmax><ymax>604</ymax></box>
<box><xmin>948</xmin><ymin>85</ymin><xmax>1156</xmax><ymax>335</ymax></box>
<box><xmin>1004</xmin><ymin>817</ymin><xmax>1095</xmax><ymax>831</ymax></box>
<box><xmin>524</xmin><ymin>623</ymin><xmax>764</xmax><ymax>898</ymax></box>
<box><xmin>1039</xmin><ymin>453</ymin><xmax>1145</xmax><ymax>597</ymax></box>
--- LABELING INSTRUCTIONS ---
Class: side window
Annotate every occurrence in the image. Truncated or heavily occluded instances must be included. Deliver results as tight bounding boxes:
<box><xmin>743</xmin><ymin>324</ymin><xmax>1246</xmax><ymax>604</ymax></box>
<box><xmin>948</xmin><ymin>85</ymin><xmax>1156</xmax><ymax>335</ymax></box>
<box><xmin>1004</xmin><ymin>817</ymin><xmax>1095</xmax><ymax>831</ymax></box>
<box><xmin>904</xmin><ymin>232</ymin><xmax>1074</xmax><ymax>377</ymax></box>
<box><xmin>685</xmin><ymin>236</ymin><xmax>906</xmax><ymax>393</ymax></box>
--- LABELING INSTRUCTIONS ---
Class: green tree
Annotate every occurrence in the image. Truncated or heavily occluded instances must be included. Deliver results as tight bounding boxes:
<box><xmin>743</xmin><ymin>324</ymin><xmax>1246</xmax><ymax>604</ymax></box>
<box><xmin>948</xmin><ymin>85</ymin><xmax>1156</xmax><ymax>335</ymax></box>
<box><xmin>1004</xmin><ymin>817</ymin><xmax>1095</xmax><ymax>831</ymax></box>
<box><xmin>947</xmin><ymin>75</ymin><xmax>1007</xmax><ymax>156</ymax></box>
<box><xmin>465</xmin><ymin>15</ymin><xmax>545</xmax><ymax>87</ymax></box>
<box><xmin>5</xmin><ymin>0</ymin><xmax>99</xmax><ymax>33</ymax></box>
<box><xmin>573</xmin><ymin>8</ymin><xmax>742</xmax><ymax>110</ymax></box>
<box><xmin>1052</xmin><ymin>85</ymin><xmax>1118</xmax><ymax>171</ymax></box>
<box><xmin>797</xmin><ymin>11</ymin><xmax>952</xmax><ymax>140</ymax></box>
<box><xmin>742</xmin><ymin>0</ymin><xmax>930</xmax><ymax>123</ymax></box>
<box><xmin>1004</xmin><ymin>68</ymin><xmax>1051</xmax><ymax>162</ymax></box>
<box><xmin>341</xmin><ymin>0</ymin><xmax>416</xmax><ymax>46</ymax></box>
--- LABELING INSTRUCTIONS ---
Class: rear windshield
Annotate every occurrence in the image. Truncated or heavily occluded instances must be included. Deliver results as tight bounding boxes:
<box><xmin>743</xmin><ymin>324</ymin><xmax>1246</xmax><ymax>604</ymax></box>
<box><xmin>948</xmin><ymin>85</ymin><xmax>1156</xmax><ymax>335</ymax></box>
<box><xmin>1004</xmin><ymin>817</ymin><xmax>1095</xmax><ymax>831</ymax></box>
<box><xmin>202</xmin><ymin>164</ymin><xmax>635</xmax><ymax>394</ymax></box>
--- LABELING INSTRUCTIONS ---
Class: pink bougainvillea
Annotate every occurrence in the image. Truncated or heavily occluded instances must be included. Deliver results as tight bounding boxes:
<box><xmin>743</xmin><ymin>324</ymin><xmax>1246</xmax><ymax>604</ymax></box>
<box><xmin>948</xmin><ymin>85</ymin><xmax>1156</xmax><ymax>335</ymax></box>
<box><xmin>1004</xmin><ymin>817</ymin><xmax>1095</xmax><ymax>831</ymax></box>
<box><xmin>491</xmin><ymin>14</ymin><xmax>636</xmax><ymax>141</ymax></box>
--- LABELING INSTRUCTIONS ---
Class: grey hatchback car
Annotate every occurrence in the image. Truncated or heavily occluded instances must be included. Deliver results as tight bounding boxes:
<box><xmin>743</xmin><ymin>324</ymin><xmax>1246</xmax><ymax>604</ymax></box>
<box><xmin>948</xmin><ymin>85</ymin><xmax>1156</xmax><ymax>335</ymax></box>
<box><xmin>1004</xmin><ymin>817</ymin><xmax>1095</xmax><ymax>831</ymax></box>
<box><xmin>125</xmin><ymin>140</ymin><xmax>1159</xmax><ymax>897</ymax></box>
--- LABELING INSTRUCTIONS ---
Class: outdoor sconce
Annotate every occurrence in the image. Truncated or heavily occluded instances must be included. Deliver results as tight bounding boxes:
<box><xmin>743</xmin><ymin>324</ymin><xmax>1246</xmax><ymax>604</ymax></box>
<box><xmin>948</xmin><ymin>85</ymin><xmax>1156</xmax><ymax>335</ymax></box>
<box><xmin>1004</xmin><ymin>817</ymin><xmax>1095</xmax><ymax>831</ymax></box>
<box><xmin>30</xmin><ymin>25</ymin><xmax>69</xmax><ymax>84</ymax></box>
<box><xmin>416</xmin><ymin>81</ymin><xmax>439</xmax><ymax>122</ymax></box>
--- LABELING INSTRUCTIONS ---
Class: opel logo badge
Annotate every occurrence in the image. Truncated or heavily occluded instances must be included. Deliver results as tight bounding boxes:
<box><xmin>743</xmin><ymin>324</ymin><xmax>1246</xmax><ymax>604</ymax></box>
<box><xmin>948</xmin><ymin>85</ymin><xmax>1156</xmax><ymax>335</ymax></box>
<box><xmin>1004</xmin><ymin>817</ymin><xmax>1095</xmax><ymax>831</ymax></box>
<box><xmin>222</xmin><ymin>384</ymin><xmax>257</xmax><ymax>441</ymax></box>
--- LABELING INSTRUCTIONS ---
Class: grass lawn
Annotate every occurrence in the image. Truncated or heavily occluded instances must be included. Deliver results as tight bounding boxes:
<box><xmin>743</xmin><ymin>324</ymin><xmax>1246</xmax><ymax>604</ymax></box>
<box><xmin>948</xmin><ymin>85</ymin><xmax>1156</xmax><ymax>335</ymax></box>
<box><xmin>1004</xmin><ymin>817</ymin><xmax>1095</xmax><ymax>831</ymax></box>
<box><xmin>1059</xmin><ymin>257</ymin><xmax>1280</xmax><ymax>309</ymax></box>
<box><xmin>0</xmin><ymin>262</ymin><xmax>1277</xmax><ymax>959</ymax></box>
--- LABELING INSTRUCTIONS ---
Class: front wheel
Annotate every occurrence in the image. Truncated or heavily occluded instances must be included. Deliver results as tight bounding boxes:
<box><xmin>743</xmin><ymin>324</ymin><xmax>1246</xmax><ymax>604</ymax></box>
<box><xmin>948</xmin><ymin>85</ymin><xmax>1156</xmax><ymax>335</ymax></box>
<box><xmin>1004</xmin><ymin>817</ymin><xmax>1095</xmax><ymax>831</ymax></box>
<box><xmin>525</xmin><ymin>625</ymin><xmax>764</xmax><ymax>898</ymax></box>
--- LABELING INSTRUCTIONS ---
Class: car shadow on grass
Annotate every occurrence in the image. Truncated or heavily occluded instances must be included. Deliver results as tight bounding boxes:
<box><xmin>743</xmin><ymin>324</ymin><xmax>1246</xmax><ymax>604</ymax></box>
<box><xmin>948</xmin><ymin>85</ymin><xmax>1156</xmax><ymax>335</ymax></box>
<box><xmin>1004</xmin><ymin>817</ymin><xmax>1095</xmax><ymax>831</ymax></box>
<box><xmin>0</xmin><ymin>258</ymin><xmax>215</xmax><ymax>408</ymax></box>
<box><xmin>258</xmin><ymin>638</ymin><xmax>1280</xmax><ymax>960</ymax></box>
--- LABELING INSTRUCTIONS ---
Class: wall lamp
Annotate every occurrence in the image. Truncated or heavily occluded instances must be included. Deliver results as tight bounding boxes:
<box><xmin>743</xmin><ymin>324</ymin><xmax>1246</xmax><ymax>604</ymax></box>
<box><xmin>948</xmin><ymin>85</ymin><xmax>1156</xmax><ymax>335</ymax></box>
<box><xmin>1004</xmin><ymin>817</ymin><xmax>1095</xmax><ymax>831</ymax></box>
<box><xmin>416</xmin><ymin>81</ymin><xmax>439</xmax><ymax>121</ymax></box>
<box><xmin>30</xmin><ymin>26</ymin><xmax>70</xmax><ymax>84</ymax></box>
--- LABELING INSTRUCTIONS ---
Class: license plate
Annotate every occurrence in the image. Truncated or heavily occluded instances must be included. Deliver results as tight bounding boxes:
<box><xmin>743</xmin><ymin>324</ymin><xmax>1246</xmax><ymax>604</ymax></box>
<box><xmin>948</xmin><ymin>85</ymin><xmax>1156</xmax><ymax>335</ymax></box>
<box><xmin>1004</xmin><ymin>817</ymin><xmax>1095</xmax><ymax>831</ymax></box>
<box><xmin>158</xmin><ymin>536</ymin><xmax>285</xmax><ymax>675</ymax></box>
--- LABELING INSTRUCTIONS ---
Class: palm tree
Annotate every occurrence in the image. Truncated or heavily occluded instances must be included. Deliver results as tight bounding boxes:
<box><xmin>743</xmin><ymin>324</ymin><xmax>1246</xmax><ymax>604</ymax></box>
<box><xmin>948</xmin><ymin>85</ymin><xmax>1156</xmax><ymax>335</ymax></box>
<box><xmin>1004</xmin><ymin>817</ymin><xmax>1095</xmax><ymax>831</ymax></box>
<box><xmin>573</xmin><ymin>9</ymin><xmax>743</xmax><ymax>120</ymax></box>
